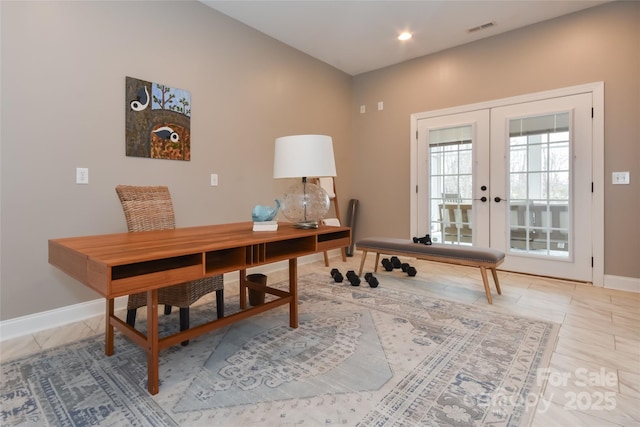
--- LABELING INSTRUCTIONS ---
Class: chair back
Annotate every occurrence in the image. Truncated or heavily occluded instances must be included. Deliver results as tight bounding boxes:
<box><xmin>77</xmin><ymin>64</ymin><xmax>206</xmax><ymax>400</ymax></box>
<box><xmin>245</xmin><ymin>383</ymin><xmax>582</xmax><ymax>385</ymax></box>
<box><xmin>115</xmin><ymin>185</ymin><xmax>176</xmax><ymax>232</ymax></box>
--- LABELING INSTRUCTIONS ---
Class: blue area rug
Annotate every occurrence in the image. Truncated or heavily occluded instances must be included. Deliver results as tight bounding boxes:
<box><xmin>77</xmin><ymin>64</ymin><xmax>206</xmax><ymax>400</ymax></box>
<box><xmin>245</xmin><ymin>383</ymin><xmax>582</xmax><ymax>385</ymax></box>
<box><xmin>1</xmin><ymin>273</ymin><xmax>559</xmax><ymax>426</ymax></box>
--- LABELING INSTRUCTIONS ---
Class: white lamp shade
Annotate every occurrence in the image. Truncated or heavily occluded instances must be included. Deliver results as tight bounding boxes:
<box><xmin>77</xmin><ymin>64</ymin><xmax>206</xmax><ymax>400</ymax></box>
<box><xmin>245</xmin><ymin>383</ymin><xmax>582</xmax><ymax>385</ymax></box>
<box><xmin>273</xmin><ymin>135</ymin><xmax>337</xmax><ymax>178</ymax></box>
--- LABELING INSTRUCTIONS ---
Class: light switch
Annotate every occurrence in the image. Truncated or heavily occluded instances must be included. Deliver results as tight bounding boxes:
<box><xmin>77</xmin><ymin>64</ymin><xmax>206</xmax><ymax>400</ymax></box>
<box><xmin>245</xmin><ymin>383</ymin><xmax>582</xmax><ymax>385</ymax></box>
<box><xmin>76</xmin><ymin>167</ymin><xmax>89</xmax><ymax>184</ymax></box>
<box><xmin>377</xmin><ymin>101</ymin><xmax>384</xmax><ymax>111</ymax></box>
<box><xmin>612</xmin><ymin>171</ymin><xmax>630</xmax><ymax>185</ymax></box>
<box><xmin>360</xmin><ymin>105</ymin><xmax>365</xmax><ymax>114</ymax></box>
<box><xmin>210</xmin><ymin>173</ymin><xmax>219</xmax><ymax>186</ymax></box>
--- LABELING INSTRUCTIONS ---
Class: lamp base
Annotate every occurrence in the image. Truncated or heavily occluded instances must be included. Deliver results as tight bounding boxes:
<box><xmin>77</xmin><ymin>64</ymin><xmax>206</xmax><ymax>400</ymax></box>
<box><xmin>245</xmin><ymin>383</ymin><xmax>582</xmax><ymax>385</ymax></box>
<box><xmin>294</xmin><ymin>221</ymin><xmax>319</xmax><ymax>229</ymax></box>
<box><xmin>279</xmin><ymin>179</ymin><xmax>330</xmax><ymax>227</ymax></box>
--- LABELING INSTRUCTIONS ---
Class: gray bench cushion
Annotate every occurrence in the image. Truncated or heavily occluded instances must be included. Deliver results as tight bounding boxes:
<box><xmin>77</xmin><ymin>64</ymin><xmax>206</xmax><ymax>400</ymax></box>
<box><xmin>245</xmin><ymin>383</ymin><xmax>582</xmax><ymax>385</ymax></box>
<box><xmin>357</xmin><ymin>237</ymin><xmax>505</xmax><ymax>264</ymax></box>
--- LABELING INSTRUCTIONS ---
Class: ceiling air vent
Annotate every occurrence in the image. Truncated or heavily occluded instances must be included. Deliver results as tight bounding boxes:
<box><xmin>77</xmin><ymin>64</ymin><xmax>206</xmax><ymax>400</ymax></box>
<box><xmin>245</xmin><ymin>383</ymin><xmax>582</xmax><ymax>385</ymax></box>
<box><xmin>467</xmin><ymin>22</ymin><xmax>495</xmax><ymax>33</ymax></box>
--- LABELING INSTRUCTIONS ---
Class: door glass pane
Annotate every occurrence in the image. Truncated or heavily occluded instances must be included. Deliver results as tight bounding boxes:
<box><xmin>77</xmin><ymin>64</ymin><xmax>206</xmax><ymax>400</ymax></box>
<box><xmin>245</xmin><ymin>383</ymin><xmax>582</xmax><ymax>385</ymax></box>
<box><xmin>508</xmin><ymin>113</ymin><xmax>570</xmax><ymax>257</ymax></box>
<box><xmin>429</xmin><ymin>126</ymin><xmax>473</xmax><ymax>245</ymax></box>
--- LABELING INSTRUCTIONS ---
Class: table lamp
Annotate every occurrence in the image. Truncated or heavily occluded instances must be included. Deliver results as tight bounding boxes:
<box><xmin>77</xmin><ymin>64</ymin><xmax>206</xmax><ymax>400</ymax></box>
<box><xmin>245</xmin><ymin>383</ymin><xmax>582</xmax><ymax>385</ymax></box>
<box><xmin>273</xmin><ymin>134</ymin><xmax>337</xmax><ymax>228</ymax></box>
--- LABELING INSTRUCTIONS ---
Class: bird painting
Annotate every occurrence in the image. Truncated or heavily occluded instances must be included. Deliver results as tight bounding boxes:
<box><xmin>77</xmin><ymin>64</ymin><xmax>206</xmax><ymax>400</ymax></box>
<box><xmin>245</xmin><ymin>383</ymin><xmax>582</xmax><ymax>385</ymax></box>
<box><xmin>152</xmin><ymin>126</ymin><xmax>179</xmax><ymax>143</ymax></box>
<box><xmin>126</xmin><ymin>76</ymin><xmax>191</xmax><ymax>161</ymax></box>
<box><xmin>150</xmin><ymin>124</ymin><xmax>189</xmax><ymax>160</ymax></box>
<box><xmin>130</xmin><ymin>85</ymin><xmax>149</xmax><ymax>111</ymax></box>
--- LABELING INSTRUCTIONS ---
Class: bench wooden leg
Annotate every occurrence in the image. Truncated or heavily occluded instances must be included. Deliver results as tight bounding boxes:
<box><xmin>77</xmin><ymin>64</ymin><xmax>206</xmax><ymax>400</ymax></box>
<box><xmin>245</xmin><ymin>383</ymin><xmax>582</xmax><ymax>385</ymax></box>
<box><xmin>358</xmin><ymin>250</ymin><xmax>368</xmax><ymax>276</ymax></box>
<box><xmin>479</xmin><ymin>266</ymin><xmax>493</xmax><ymax>304</ymax></box>
<box><xmin>490</xmin><ymin>268</ymin><xmax>502</xmax><ymax>295</ymax></box>
<box><xmin>374</xmin><ymin>253</ymin><xmax>380</xmax><ymax>273</ymax></box>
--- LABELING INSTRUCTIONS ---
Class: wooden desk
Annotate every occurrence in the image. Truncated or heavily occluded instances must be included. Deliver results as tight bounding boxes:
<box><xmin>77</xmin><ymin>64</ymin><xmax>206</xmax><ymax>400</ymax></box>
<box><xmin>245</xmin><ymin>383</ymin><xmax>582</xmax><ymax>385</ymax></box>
<box><xmin>48</xmin><ymin>221</ymin><xmax>351</xmax><ymax>394</ymax></box>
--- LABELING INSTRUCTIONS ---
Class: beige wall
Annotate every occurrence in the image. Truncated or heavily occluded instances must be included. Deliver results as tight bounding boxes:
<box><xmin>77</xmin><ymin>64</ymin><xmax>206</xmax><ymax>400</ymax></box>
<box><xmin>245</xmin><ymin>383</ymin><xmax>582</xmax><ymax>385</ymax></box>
<box><xmin>1</xmin><ymin>1</ymin><xmax>638</xmax><ymax>322</ymax></box>
<box><xmin>0</xmin><ymin>1</ymin><xmax>352</xmax><ymax>320</ymax></box>
<box><xmin>350</xmin><ymin>1</ymin><xmax>639</xmax><ymax>279</ymax></box>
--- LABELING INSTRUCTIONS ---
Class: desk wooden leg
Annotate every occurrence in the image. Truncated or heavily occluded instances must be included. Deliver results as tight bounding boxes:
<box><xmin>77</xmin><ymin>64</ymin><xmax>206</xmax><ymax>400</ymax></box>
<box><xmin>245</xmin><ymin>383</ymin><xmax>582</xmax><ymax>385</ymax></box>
<box><xmin>289</xmin><ymin>258</ymin><xmax>298</xmax><ymax>329</ymax></box>
<box><xmin>146</xmin><ymin>289</ymin><xmax>159</xmax><ymax>395</ymax></box>
<box><xmin>105</xmin><ymin>298</ymin><xmax>114</xmax><ymax>356</ymax></box>
<box><xmin>239</xmin><ymin>269</ymin><xmax>247</xmax><ymax>310</ymax></box>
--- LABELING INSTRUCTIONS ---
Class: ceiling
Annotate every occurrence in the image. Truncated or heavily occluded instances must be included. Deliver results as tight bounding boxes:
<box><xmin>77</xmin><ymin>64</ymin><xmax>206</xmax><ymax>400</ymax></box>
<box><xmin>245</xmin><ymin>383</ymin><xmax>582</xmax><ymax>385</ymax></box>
<box><xmin>201</xmin><ymin>0</ymin><xmax>611</xmax><ymax>76</ymax></box>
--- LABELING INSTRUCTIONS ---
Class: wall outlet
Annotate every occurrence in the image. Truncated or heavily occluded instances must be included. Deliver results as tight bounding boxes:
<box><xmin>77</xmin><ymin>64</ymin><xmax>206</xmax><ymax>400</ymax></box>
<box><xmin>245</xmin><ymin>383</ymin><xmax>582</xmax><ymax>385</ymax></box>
<box><xmin>210</xmin><ymin>173</ymin><xmax>218</xmax><ymax>186</ymax></box>
<box><xmin>612</xmin><ymin>171</ymin><xmax>630</xmax><ymax>185</ymax></box>
<box><xmin>76</xmin><ymin>167</ymin><xmax>89</xmax><ymax>184</ymax></box>
<box><xmin>377</xmin><ymin>101</ymin><xmax>384</xmax><ymax>111</ymax></box>
<box><xmin>360</xmin><ymin>105</ymin><xmax>365</xmax><ymax>114</ymax></box>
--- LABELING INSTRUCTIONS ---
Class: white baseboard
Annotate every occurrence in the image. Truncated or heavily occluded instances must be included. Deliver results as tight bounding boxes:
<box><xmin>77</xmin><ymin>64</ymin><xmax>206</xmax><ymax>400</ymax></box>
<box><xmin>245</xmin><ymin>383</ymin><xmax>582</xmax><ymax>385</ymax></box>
<box><xmin>604</xmin><ymin>274</ymin><xmax>640</xmax><ymax>293</ymax></box>
<box><xmin>0</xmin><ymin>253</ymin><xmax>328</xmax><ymax>342</ymax></box>
<box><xmin>0</xmin><ymin>296</ymin><xmax>128</xmax><ymax>342</ymax></box>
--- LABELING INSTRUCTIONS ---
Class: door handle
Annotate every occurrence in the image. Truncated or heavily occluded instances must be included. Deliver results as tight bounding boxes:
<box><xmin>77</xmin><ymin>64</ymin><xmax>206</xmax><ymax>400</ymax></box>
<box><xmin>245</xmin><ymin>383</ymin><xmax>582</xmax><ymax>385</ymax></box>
<box><xmin>494</xmin><ymin>196</ymin><xmax>506</xmax><ymax>203</ymax></box>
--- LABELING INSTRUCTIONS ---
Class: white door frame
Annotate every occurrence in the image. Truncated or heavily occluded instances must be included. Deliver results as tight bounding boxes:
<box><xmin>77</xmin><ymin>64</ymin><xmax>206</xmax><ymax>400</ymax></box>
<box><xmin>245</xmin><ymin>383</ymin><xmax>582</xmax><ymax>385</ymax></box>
<box><xmin>410</xmin><ymin>82</ymin><xmax>604</xmax><ymax>286</ymax></box>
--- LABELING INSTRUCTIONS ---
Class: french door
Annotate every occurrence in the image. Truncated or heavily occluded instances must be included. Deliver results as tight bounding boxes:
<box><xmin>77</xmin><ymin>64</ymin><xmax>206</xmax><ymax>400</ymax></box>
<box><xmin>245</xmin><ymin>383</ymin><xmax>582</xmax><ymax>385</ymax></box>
<box><xmin>415</xmin><ymin>93</ymin><xmax>593</xmax><ymax>281</ymax></box>
<box><xmin>416</xmin><ymin>110</ymin><xmax>491</xmax><ymax>247</ymax></box>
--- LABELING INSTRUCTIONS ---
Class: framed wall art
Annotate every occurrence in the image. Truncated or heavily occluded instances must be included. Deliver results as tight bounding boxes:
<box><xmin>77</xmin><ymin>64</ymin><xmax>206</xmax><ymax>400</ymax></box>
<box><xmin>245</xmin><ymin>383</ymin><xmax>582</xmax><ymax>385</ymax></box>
<box><xmin>125</xmin><ymin>76</ymin><xmax>191</xmax><ymax>161</ymax></box>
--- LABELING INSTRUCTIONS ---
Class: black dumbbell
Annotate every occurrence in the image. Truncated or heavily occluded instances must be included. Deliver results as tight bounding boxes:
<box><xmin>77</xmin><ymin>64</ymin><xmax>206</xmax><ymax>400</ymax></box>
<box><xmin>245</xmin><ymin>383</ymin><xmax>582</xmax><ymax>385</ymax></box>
<box><xmin>364</xmin><ymin>272</ymin><xmax>379</xmax><ymax>288</ymax></box>
<box><xmin>401</xmin><ymin>263</ymin><xmax>411</xmax><ymax>272</ymax></box>
<box><xmin>381</xmin><ymin>258</ymin><xmax>394</xmax><ymax>271</ymax></box>
<box><xmin>390</xmin><ymin>256</ymin><xmax>402</xmax><ymax>269</ymax></box>
<box><xmin>330</xmin><ymin>268</ymin><xmax>343</xmax><ymax>283</ymax></box>
<box><xmin>413</xmin><ymin>234</ymin><xmax>433</xmax><ymax>245</ymax></box>
<box><xmin>406</xmin><ymin>266</ymin><xmax>417</xmax><ymax>277</ymax></box>
<box><xmin>346</xmin><ymin>270</ymin><xmax>361</xmax><ymax>286</ymax></box>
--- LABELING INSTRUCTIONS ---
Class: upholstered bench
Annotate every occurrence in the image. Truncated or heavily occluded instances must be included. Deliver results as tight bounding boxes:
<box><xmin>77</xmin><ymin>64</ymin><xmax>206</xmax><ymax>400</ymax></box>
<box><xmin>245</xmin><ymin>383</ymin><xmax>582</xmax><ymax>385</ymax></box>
<box><xmin>356</xmin><ymin>237</ymin><xmax>505</xmax><ymax>304</ymax></box>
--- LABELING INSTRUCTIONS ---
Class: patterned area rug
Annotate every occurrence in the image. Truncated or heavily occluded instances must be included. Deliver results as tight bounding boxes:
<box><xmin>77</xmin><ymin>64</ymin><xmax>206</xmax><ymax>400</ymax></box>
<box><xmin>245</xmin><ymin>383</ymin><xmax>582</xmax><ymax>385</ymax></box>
<box><xmin>1</xmin><ymin>273</ymin><xmax>559</xmax><ymax>426</ymax></box>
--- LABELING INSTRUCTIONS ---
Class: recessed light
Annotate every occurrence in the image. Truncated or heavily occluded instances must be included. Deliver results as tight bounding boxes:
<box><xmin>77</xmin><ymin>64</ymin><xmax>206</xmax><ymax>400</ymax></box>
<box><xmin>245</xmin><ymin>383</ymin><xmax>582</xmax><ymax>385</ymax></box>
<box><xmin>398</xmin><ymin>32</ymin><xmax>412</xmax><ymax>41</ymax></box>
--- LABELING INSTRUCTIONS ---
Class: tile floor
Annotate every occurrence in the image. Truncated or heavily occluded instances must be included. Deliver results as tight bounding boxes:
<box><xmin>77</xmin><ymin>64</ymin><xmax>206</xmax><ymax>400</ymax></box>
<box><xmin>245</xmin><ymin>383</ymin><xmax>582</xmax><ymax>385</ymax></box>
<box><xmin>1</xmin><ymin>256</ymin><xmax>639</xmax><ymax>426</ymax></box>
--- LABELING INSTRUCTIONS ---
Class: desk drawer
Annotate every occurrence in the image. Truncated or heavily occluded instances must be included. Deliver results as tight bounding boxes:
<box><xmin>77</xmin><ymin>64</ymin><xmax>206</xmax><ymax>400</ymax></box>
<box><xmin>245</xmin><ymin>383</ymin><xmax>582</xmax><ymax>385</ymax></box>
<box><xmin>317</xmin><ymin>236</ymin><xmax>350</xmax><ymax>252</ymax></box>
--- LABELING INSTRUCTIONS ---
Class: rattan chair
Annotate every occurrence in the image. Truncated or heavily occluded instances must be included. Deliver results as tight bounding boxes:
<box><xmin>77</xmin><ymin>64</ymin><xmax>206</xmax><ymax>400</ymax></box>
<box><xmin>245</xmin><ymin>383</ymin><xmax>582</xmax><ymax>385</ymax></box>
<box><xmin>115</xmin><ymin>185</ymin><xmax>224</xmax><ymax>345</ymax></box>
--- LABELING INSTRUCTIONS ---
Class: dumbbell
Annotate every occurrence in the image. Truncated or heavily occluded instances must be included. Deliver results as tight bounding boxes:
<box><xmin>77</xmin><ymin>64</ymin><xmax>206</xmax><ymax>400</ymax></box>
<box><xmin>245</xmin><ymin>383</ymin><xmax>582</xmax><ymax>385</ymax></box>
<box><xmin>381</xmin><ymin>258</ymin><xmax>394</xmax><ymax>271</ymax></box>
<box><xmin>413</xmin><ymin>234</ymin><xmax>433</xmax><ymax>245</ymax></box>
<box><xmin>330</xmin><ymin>268</ymin><xmax>343</xmax><ymax>283</ymax></box>
<box><xmin>364</xmin><ymin>272</ymin><xmax>379</xmax><ymax>288</ymax></box>
<box><xmin>346</xmin><ymin>270</ymin><xmax>361</xmax><ymax>286</ymax></box>
<box><xmin>400</xmin><ymin>262</ymin><xmax>417</xmax><ymax>276</ymax></box>
<box><xmin>390</xmin><ymin>256</ymin><xmax>402</xmax><ymax>269</ymax></box>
